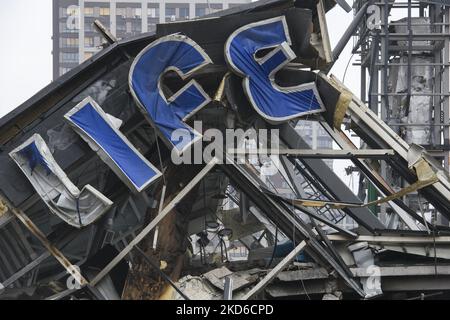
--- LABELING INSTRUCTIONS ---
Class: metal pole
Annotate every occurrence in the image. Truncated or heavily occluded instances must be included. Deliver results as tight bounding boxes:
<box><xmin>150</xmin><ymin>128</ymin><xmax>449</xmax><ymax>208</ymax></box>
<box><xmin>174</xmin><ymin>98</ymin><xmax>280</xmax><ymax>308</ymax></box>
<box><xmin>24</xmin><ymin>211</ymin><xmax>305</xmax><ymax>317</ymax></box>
<box><xmin>328</xmin><ymin>1</ymin><xmax>370</xmax><ymax>72</ymax></box>
<box><xmin>223</xmin><ymin>276</ymin><xmax>233</xmax><ymax>300</ymax></box>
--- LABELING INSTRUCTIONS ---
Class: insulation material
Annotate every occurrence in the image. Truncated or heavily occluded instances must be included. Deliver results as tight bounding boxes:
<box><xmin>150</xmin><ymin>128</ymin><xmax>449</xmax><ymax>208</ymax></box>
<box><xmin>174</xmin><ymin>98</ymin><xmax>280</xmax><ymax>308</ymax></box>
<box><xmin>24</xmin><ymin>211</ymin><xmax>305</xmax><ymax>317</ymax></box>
<box><xmin>392</xmin><ymin>55</ymin><xmax>433</xmax><ymax>145</ymax></box>
<box><xmin>390</xmin><ymin>18</ymin><xmax>433</xmax><ymax>145</ymax></box>
<box><xmin>348</xmin><ymin>242</ymin><xmax>382</xmax><ymax>299</ymax></box>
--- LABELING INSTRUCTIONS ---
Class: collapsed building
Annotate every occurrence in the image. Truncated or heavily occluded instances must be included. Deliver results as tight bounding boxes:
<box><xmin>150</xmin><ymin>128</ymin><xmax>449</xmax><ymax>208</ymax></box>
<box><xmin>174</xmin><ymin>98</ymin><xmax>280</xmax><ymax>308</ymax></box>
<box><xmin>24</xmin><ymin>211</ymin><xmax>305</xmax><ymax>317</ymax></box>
<box><xmin>0</xmin><ymin>0</ymin><xmax>450</xmax><ymax>300</ymax></box>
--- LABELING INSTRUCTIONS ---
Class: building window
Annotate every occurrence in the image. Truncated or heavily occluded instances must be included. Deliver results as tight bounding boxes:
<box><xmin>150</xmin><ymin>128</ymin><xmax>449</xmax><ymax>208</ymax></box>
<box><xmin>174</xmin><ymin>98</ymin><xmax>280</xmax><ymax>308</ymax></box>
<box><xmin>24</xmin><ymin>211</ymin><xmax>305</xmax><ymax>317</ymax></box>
<box><xmin>148</xmin><ymin>7</ymin><xmax>159</xmax><ymax>18</ymax></box>
<box><xmin>62</xmin><ymin>37</ymin><xmax>79</xmax><ymax>48</ymax></box>
<box><xmin>100</xmin><ymin>7</ymin><xmax>110</xmax><ymax>16</ymax></box>
<box><xmin>166</xmin><ymin>7</ymin><xmax>176</xmax><ymax>18</ymax></box>
<box><xmin>165</xmin><ymin>4</ymin><xmax>189</xmax><ymax>22</ymax></box>
<box><xmin>195</xmin><ymin>7</ymin><xmax>206</xmax><ymax>17</ymax></box>
<box><xmin>61</xmin><ymin>5</ymin><xmax>79</xmax><ymax>18</ymax></box>
<box><xmin>179</xmin><ymin>7</ymin><xmax>189</xmax><ymax>19</ymax></box>
<box><xmin>59</xmin><ymin>67</ymin><xmax>71</xmax><ymax>76</ymax></box>
<box><xmin>84</xmin><ymin>37</ymin><xmax>94</xmax><ymax>47</ymax></box>
<box><xmin>60</xmin><ymin>22</ymin><xmax>78</xmax><ymax>33</ymax></box>
<box><xmin>134</xmin><ymin>8</ymin><xmax>142</xmax><ymax>17</ymax></box>
<box><xmin>124</xmin><ymin>20</ymin><xmax>142</xmax><ymax>34</ymax></box>
<box><xmin>61</xmin><ymin>52</ymin><xmax>79</xmax><ymax>63</ymax></box>
<box><xmin>195</xmin><ymin>4</ymin><xmax>223</xmax><ymax>18</ymax></box>
<box><xmin>69</xmin><ymin>38</ymin><xmax>78</xmax><ymax>46</ymax></box>
<box><xmin>116</xmin><ymin>7</ymin><xmax>126</xmax><ymax>17</ymax></box>
<box><xmin>117</xmin><ymin>22</ymin><xmax>126</xmax><ymax>32</ymax></box>
<box><xmin>318</xmin><ymin>138</ymin><xmax>332</xmax><ymax>148</ymax></box>
<box><xmin>134</xmin><ymin>23</ymin><xmax>142</xmax><ymax>33</ymax></box>
<box><xmin>116</xmin><ymin>4</ymin><xmax>142</xmax><ymax>19</ymax></box>
<box><xmin>85</xmin><ymin>21</ymin><xmax>94</xmax><ymax>32</ymax></box>
<box><xmin>84</xmin><ymin>7</ymin><xmax>94</xmax><ymax>16</ymax></box>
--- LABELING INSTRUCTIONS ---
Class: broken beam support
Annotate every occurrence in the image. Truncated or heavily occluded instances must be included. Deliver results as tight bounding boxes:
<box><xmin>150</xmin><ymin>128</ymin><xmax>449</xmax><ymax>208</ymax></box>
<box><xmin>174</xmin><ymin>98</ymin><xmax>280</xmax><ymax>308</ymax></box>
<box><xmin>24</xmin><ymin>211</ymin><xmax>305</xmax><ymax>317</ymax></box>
<box><xmin>319</xmin><ymin>120</ymin><xmax>424</xmax><ymax>231</ymax></box>
<box><xmin>328</xmin><ymin>234</ymin><xmax>450</xmax><ymax>244</ymax></box>
<box><xmin>330</xmin><ymin>75</ymin><xmax>450</xmax><ymax>213</ymax></box>
<box><xmin>9</xmin><ymin>206</ymin><xmax>88</xmax><ymax>286</ymax></box>
<box><xmin>274</xmin><ymin>122</ymin><xmax>385</xmax><ymax>232</ymax></box>
<box><xmin>241</xmin><ymin>241</ymin><xmax>307</xmax><ymax>300</ymax></box>
<box><xmin>90</xmin><ymin>158</ymin><xmax>219</xmax><ymax>286</ymax></box>
<box><xmin>221</xmin><ymin>155</ymin><xmax>365</xmax><ymax>297</ymax></box>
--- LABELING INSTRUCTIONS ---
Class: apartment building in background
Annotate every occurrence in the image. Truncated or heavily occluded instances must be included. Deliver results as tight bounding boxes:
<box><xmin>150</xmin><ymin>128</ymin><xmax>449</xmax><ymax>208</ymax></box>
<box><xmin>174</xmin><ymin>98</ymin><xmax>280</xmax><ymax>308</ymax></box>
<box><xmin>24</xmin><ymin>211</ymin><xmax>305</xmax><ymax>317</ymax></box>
<box><xmin>53</xmin><ymin>0</ymin><xmax>251</xmax><ymax>79</ymax></box>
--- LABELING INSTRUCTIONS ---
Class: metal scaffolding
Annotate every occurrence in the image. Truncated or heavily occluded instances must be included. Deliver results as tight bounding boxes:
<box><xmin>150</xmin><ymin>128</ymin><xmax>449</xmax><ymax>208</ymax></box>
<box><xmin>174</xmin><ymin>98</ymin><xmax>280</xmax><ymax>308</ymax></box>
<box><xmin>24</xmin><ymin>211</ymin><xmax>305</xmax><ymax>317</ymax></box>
<box><xmin>352</xmin><ymin>0</ymin><xmax>450</xmax><ymax>222</ymax></box>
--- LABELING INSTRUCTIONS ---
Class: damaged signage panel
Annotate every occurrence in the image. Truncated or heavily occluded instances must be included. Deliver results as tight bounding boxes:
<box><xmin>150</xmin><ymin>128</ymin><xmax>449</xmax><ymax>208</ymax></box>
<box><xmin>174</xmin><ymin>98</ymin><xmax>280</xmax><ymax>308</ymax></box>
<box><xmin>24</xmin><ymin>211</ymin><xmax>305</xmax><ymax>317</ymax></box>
<box><xmin>9</xmin><ymin>134</ymin><xmax>112</xmax><ymax>228</ymax></box>
<box><xmin>65</xmin><ymin>97</ymin><xmax>162</xmax><ymax>192</ymax></box>
<box><xmin>0</xmin><ymin>0</ymin><xmax>449</xmax><ymax>301</ymax></box>
<box><xmin>129</xmin><ymin>34</ymin><xmax>213</xmax><ymax>154</ymax></box>
<box><xmin>225</xmin><ymin>16</ymin><xmax>325</xmax><ymax>122</ymax></box>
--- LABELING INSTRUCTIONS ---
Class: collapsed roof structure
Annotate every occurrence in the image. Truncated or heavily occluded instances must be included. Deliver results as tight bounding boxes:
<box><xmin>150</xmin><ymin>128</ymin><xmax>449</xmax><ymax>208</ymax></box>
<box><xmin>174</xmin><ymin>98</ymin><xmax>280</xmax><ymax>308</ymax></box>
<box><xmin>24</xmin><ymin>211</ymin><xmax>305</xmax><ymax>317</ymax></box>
<box><xmin>0</xmin><ymin>0</ymin><xmax>450</xmax><ymax>300</ymax></box>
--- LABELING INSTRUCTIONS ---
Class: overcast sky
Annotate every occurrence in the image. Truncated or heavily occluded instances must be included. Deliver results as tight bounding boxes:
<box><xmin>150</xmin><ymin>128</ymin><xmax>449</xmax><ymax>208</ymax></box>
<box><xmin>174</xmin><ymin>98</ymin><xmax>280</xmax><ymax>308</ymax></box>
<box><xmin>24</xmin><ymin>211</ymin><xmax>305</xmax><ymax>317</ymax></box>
<box><xmin>0</xmin><ymin>1</ymin><xmax>359</xmax><ymax>119</ymax></box>
<box><xmin>0</xmin><ymin>0</ymin><xmax>53</xmax><ymax>118</ymax></box>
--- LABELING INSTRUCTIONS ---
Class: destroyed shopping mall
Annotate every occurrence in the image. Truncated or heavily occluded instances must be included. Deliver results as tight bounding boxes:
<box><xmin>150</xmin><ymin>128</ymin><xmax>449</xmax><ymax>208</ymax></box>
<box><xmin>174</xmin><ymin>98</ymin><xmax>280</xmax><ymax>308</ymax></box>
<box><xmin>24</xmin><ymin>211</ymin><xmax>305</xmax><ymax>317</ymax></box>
<box><xmin>1</xmin><ymin>0</ymin><xmax>450</xmax><ymax>301</ymax></box>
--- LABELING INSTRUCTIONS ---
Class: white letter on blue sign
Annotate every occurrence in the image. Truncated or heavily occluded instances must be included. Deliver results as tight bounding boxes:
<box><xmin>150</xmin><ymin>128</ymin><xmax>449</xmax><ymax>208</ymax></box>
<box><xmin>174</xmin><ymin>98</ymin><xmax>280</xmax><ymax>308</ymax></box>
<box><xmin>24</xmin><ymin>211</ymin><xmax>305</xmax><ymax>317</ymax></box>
<box><xmin>225</xmin><ymin>16</ymin><xmax>325</xmax><ymax>123</ymax></box>
<box><xmin>129</xmin><ymin>34</ymin><xmax>212</xmax><ymax>155</ymax></box>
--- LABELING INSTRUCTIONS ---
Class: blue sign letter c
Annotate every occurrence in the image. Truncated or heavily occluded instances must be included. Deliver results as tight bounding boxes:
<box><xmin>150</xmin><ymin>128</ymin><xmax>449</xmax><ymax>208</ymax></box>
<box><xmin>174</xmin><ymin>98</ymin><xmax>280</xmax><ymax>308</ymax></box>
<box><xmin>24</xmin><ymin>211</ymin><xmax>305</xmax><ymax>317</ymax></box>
<box><xmin>129</xmin><ymin>34</ymin><xmax>212</xmax><ymax>154</ymax></box>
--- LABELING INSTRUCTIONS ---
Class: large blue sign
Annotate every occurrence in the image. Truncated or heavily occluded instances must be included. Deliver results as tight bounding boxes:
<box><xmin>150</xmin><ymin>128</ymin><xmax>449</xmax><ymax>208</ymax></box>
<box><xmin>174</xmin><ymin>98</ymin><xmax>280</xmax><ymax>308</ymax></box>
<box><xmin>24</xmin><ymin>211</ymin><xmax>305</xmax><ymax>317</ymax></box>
<box><xmin>16</xmin><ymin>17</ymin><xmax>328</xmax><ymax>196</ymax></box>
<box><xmin>129</xmin><ymin>34</ymin><xmax>212</xmax><ymax>155</ymax></box>
<box><xmin>225</xmin><ymin>16</ymin><xmax>325</xmax><ymax>122</ymax></box>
